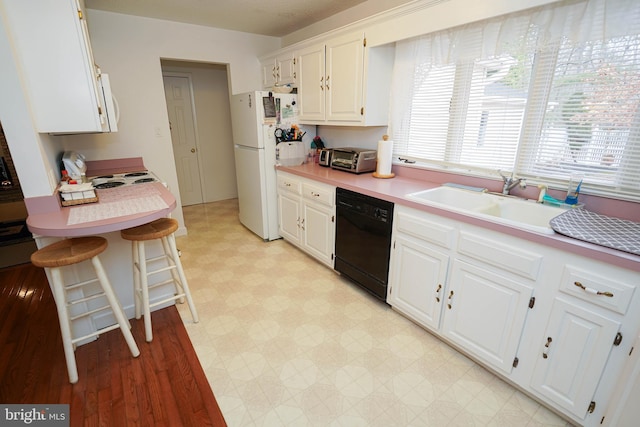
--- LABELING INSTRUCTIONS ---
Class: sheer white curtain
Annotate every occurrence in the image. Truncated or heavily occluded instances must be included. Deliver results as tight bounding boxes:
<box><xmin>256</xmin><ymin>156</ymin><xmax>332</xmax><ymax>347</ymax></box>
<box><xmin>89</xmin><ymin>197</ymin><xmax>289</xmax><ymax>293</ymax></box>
<box><xmin>389</xmin><ymin>0</ymin><xmax>640</xmax><ymax>199</ymax></box>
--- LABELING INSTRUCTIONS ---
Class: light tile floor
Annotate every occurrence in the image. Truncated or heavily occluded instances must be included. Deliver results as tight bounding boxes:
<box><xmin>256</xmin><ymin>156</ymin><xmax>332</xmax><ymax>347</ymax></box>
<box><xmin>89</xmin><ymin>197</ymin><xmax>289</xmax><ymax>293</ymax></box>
<box><xmin>175</xmin><ymin>199</ymin><xmax>574</xmax><ymax>426</ymax></box>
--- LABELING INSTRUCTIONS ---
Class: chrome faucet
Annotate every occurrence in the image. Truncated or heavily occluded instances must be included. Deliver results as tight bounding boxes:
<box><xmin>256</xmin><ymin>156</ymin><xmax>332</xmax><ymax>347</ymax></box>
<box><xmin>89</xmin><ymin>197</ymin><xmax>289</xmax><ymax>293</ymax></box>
<box><xmin>498</xmin><ymin>170</ymin><xmax>526</xmax><ymax>195</ymax></box>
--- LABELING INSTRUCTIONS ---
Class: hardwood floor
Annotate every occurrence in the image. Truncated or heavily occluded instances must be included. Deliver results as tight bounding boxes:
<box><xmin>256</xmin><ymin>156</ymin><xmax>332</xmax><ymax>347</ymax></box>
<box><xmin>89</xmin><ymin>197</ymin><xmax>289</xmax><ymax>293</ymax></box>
<box><xmin>0</xmin><ymin>262</ymin><xmax>227</xmax><ymax>427</ymax></box>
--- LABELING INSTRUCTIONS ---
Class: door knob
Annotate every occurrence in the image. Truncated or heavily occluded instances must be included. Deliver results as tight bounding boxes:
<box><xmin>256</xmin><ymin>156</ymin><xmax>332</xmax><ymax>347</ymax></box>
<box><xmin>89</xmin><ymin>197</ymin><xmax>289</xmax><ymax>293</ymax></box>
<box><xmin>191</xmin><ymin>148</ymin><xmax>196</xmax><ymax>153</ymax></box>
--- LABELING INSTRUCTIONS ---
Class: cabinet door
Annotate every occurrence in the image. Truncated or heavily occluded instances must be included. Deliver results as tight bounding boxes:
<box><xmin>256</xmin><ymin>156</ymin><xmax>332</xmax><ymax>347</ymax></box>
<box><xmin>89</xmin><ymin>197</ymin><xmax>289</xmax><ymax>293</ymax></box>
<box><xmin>530</xmin><ymin>297</ymin><xmax>620</xmax><ymax>419</ymax></box>
<box><xmin>297</xmin><ymin>43</ymin><xmax>326</xmax><ymax>121</ymax></box>
<box><xmin>302</xmin><ymin>201</ymin><xmax>334</xmax><ymax>267</ymax></box>
<box><xmin>325</xmin><ymin>32</ymin><xmax>364</xmax><ymax>122</ymax></box>
<box><xmin>261</xmin><ymin>58</ymin><xmax>277</xmax><ymax>89</ymax></box>
<box><xmin>388</xmin><ymin>235</ymin><xmax>449</xmax><ymax>330</ymax></box>
<box><xmin>443</xmin><ymin>260</ymin><xmax>533</xmax><ymax>374</ymax></box>
<box><xmin>277</xmin><ymin>54</ymin><xmax>296</xmax><ymax>85</ymax></box>
<box><xmin>3</xmin><ymin>0</ymin><xmax>112</xmax><ymax>133</ymax></box>
<box><xmin>278</xmin><ymin>192</ymin><xmax>301</xmax><ymax>244</ymax></box>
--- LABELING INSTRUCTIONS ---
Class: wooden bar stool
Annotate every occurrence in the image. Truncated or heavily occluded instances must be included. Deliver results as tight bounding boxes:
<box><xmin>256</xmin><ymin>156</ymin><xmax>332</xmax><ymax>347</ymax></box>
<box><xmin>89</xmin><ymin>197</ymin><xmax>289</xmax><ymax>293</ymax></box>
<box><xmin>30</xmin><ymin>236</ymin><xmax>140</xmax><ymax>384</ymax></box>
<box><xmin>120</xmin><ymin>218</ymin><xmax>198</xmax><ymax>342</ymax></box>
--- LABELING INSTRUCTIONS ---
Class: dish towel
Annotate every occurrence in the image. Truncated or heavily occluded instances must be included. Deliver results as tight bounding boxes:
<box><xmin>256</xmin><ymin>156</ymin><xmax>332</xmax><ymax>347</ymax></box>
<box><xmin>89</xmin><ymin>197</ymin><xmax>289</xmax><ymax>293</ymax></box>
<box><xmin>550</xmin><ymin>208</ymin><xmax>640</xmax><ymax>256</ymax></box>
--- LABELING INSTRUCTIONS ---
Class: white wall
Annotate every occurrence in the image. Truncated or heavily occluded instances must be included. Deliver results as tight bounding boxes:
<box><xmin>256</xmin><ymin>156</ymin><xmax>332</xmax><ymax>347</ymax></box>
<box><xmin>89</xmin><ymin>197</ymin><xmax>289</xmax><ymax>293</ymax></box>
<box><xmin>161</xmin><ymin>61</ymin><xmax>237</xmax><ymax>203</ymax></box>
<box><xmin>56</xmin><ymin>10</ymin><xmax>279</xmax><ymax>231</ymax></box>
<box><xmin>0</xmin><ymin>6</ymin><xmax>59</xmax><ymax>198</ymax></box>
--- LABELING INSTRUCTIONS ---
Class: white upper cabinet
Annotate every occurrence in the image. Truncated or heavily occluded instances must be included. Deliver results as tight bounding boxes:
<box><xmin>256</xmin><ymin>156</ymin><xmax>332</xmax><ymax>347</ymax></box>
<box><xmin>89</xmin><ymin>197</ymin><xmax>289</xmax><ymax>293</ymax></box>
<box><xmin>296</xmin><ymin>32</ymin><xmax>394</xmax><ymax>126</ymax></box>
<box><xmin>296</xmin><ymin>43</ymin><xmax>326</xmax><ymax>121</ymax></box>
<box><xmin>3</xmin><ymin>0</ymin><xmax>117</xmax><ymax>134</ymax></box>
<box><xmin>261</xmin><ymin>51</ymin><xmax>296</xmax><ymax>89</ymax></box>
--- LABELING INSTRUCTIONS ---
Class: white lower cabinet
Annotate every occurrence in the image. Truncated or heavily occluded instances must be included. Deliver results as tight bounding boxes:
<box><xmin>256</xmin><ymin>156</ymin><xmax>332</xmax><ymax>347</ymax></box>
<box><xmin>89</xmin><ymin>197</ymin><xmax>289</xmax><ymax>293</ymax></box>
<box><xmin>276</xmin><ymin>171</ymin><xmax>335</xmax><ymax>267</ymax></box>
<box><xmin>388</xmin><ymin>204</ymin><xmax>640</xmax><ymax>427</ymax></box>
<box><xmin>389</xmin><ymin>206</ymin><xmax>537</xmax><ymax>375</ymax></box>
<box><xmin>388</xmin><ymin>234</ymin><xmax>449</xmax><ymax>330</ymax></box>
<box><xmin>278</xmin><ymin>190</ymin><xmax>302</xmax><ymax>243</ymax></box>
<box><xmin>301</xmin><ymin>200</ymin><xmax>334</xmax><ymax>266</ymax></box>
<box><xmin>527</xmin><ymin>256</ymin><xmax>639</xmax><ymax>425</ymax></box>
<box><xmin>530</xmin><ymin>296</ymin><xmax>620</xmax><ymax>419</ymax></box>
<box><xmin>442</xmin><ymin>260</ymin><xmax>534</xmax><ymax>375</ymax></box>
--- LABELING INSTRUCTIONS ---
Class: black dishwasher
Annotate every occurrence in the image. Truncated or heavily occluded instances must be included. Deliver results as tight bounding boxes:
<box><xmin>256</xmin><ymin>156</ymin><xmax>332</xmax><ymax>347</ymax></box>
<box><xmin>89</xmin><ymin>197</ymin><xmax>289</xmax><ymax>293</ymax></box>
<box><xmin>334</xmin><ymin>187</ymin><xmax>394</xmax><ymax>301</ymax></box>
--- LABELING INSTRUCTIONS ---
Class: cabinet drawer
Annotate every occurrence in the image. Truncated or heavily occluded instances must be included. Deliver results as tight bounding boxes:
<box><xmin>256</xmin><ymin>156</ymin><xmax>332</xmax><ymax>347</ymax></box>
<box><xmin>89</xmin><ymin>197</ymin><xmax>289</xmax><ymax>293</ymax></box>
<box><xmin>277</xmin><ymin>174</ymin><xmax>301</xmax><ymax>194</ymax></box>
<box><xmin>457</xmin><ymin>231</ymin><xmax>543</xmax><ymax>280</ymax></box>
<box><xmin>395</xmin><ymin>207</ymin><xmax>455</xmax><ymax>249</ymax></box>
<box><xmin>559</xmin><ymin>265</ymin><xmax>635</xmax><ymax>314</ymax></box>
<box><xmin>302</xmin><ymin>182</ymin><xmax>334</xmax><ymax>207</ymax></box>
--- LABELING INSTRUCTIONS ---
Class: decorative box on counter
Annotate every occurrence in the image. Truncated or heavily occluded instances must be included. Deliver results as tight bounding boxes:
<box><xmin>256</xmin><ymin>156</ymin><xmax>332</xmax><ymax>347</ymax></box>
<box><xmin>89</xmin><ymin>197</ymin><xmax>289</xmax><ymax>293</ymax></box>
<box><xmin>58</xmin><ymin>183</ymin><xmax>98</xmax><ymax>206</ymax></box>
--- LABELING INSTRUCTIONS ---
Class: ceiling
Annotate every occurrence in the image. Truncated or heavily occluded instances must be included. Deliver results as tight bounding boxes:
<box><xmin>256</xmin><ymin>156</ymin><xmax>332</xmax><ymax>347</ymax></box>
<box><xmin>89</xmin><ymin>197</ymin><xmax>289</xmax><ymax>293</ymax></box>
<box><xmin>83</xmin><ymin>0</ymin><xmax>372</xmax><ymax>37</ymax></box>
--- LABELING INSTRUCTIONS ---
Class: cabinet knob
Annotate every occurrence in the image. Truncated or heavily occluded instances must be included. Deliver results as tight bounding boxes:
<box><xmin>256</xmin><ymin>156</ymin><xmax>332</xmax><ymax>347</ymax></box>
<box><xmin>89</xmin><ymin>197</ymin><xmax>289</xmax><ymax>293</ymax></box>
<box><xmin>542</xmin><ymin>337</ymin><xmax>552</xmax><ymax>359</ymax></box>
<box><xmin>447</xmin><ymin>290</ymin><xmax>454</xmax><ymax>309</ymax></box>
<box><xmin>435</xmin><ymin>284</ymin><xmax>442</xmax><ymax>302</ymax></box>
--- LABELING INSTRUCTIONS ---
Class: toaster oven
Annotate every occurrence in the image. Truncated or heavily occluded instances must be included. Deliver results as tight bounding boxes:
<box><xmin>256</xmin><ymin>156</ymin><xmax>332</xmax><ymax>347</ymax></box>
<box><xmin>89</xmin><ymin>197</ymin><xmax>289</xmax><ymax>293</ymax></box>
<box><xmin>330</xmin><ymin>148</ymin><xmax>377</xmax><ymax>174</ymax></box>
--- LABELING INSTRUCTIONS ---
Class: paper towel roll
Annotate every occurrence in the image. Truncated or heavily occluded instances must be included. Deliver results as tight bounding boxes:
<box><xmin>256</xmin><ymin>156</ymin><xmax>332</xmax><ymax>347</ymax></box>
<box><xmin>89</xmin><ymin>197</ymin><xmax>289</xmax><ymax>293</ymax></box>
<box><xmin>376</xmin><ymin>135</ymin><xmax>393</xmax><ymax>176</ymax></box>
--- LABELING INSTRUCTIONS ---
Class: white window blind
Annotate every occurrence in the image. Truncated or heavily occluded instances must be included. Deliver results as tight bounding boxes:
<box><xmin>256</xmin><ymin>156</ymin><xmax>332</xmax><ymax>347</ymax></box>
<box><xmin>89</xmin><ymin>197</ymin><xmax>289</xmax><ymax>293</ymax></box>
<box><xmin>389</xmin><ymin>0</ymin><xmax>640</xmax><ymax>200</ymax></box>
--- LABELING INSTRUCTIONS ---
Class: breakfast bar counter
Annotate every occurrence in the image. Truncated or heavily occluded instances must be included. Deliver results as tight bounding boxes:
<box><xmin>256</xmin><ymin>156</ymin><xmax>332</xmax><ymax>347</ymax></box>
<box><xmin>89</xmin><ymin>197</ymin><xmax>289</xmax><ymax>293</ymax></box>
<box><xmin>26</xmin><ymin>182</ymin><xmax>176</xmax><ymax>237</ymax></box>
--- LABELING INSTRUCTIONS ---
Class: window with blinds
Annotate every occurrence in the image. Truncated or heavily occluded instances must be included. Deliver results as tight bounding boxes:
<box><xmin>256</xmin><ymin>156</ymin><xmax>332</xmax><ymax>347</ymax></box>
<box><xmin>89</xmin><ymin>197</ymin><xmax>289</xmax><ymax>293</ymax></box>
<box><xmin>389</xmin><ymin>0</ymin><xmax>640</xmax><ymax>201</ymax></box>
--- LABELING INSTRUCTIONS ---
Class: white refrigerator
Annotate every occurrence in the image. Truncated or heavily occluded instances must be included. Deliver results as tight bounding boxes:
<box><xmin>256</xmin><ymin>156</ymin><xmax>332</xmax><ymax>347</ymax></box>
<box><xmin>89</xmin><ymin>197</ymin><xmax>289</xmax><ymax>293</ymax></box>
<box><xmin>230</xmin><ymin>91</ymin><xmax>312</xmax><ymax>241</ymax></box>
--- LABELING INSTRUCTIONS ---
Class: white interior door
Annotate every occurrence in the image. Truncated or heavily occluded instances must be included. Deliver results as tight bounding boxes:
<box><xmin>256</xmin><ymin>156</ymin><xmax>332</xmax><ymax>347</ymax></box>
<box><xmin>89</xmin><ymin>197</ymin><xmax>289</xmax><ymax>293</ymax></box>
<box><xmin>163</xmin><ymin>74</ymin><xmax>203</xmax><ymax>206</ymax></box>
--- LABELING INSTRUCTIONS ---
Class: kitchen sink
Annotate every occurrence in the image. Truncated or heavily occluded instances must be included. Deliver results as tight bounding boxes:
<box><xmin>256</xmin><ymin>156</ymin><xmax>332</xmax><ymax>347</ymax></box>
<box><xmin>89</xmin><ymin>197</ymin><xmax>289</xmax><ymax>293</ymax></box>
<box><xmin>406</xmin><ymin>186</ymin><xmax>567</xmax><ymax>234</ymax></box>
<box><xmin>405</xmin><ymin>186</ymin><xmax>496</xmax><ymax>211</ymax></box>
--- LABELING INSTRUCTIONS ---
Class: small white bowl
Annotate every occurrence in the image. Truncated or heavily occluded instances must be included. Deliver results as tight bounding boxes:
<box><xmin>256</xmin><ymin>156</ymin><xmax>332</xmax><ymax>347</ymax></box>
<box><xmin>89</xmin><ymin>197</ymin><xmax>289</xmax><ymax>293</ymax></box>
<box><xmin>273</xmin><ymin>85</ymin><xmax>293</xmax><ymax>93</ymax></box>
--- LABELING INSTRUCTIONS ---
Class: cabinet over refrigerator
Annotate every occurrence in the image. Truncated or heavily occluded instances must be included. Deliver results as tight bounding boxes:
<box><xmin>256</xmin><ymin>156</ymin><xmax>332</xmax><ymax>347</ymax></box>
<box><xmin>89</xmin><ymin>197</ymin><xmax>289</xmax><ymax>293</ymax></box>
<box><xmin>230</xmin><ymin>91</ymin><xmax>312</xmax><ymax>241</ymax></box>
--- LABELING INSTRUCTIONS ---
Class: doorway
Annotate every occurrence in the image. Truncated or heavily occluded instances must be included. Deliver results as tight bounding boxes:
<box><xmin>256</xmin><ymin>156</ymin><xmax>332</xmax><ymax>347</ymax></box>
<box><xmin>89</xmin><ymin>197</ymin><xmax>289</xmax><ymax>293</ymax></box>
<box><xmin>161</xmin><ymin>61</ymin><xmax>237</xmax><ymax>206</ymax></box>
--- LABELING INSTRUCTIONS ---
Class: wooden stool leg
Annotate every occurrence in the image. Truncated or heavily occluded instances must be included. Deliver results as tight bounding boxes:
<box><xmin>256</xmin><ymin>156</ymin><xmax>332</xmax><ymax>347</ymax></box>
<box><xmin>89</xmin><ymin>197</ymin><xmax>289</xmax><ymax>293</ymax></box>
<box><xmin>50</xmin><ymin>267</ymin><xmax>79</xmax><ymax>384</ymax></box>
<box><xmin>160</xmin><ymin>236</ymin><xmax>185</xmax><ymax>304</ymax></box>
<box><xmin>91</xmin><ymin>256</ymin><xmax>140</xmax><ymax>358</ymax></box>
<box><xmin>132</xmin><ymin>241</ymin><xmax>142</xmax><ymax>320</ymax></box>
<box><xmin>167</xmin><ymin>233</ymin><xmax>199</xmax><ymax>323</ymax></box>
<box><xmin>137</xmin><ymin>241</ymin><xmax>153</xmax><ymax>342</ymax></box>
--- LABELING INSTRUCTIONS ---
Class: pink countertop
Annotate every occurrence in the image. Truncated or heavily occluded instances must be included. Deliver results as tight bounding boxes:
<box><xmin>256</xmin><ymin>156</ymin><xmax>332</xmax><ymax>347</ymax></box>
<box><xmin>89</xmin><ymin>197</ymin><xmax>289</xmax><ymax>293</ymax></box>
<box><xmin>278</xmin><ymin>162</ymin><xmax>640</xmax><ymax>273</ymax></box>
<box><xmin>25</xmin><ymin>158</ymin><xmax>177</xmax><ymax>237</ymax></box>
<box><xmin>26</xmin><ymin>182</ymin><xmax>176</xmax><ymax>237</ymax></box>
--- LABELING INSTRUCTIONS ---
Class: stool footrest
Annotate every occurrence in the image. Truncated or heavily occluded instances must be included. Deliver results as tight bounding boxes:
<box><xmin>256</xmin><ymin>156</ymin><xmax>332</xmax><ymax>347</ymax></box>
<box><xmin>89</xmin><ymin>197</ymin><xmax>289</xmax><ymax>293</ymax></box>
<box><xmin>67</xmin><ymin>290</ymin><xmax>108</xmax><ymax>307</ymax></box>
<box><xmin>65</xmin><ymin>277</ymin><xmax>100</xmax><ymax>291</ymax></box>
<box><xmin>149</xmin><ymin>293</ymin><xmax>187</xmax><ymax>310</ymax></box>
<box><xmin>146</xmin><ymin>265</ymin><xmax>178</xmax><ymax>278</ymax></box>
<box><xmin>71</xmin><ymin>323</ymin><xmax>121</xmax><ymax>345</ymax></box>
<box><xmin>147</xmin><ymin>277</ymin><xmax>180</xmax><ymax>291</ymax></box>
<box><xmin>69</xmin><ymin>303</ymin><xmax>112</xmax><ymax>322</ymax></box>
